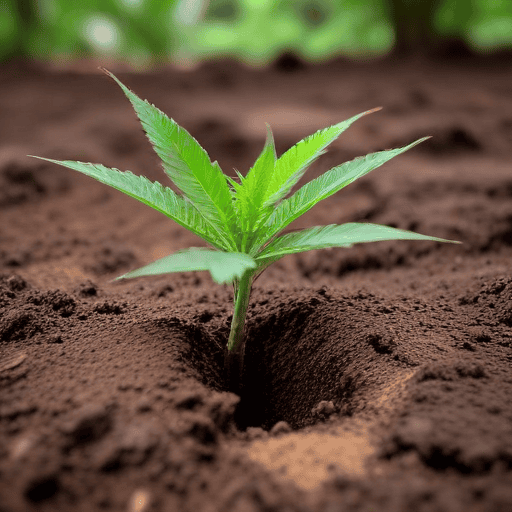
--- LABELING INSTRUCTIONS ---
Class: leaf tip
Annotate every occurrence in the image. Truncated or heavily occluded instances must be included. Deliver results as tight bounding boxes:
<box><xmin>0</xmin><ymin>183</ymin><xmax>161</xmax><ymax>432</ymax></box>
<box><xmin>99</xmin><ymin>67</ymin><xmax>120</xmax><ymax>85</ymax></box>
<box><xmin>413</xmin><ymin>135</ymin><xmax>433</xmax><ymax>147</ymax></box>
<box><xmin>27</xmin><ymin>155</ymin><xmax>51</xmax><ymax>163</ymax></box>
<box><xmin>101</xmin><ymin>67</ymin><xmax>130</xmax><ymax>94</ymax></box>
<box><xmin>112</xmin><ymin>272</ymin><xmax>129</xmax><ymax>282</ymax></box>
<box><xmin>365</xmin><ymin>106</ymin><xmax>383</xmax><ymax>116</ymax></box>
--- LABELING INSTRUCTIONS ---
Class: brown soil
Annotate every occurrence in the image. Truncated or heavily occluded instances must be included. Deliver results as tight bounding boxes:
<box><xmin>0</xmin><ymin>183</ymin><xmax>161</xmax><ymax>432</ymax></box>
<box><xmin>1</xmin><ymin>54</ymin><xmax>512</xmax><ymax>512</ymax></box>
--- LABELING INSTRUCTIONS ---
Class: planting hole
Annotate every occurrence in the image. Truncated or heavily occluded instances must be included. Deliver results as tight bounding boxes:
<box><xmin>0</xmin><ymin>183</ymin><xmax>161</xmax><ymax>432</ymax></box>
<box><xmin>199</xmin><ymin>289</ymin><xmax>408</xmax><ymax>432</ymax></box>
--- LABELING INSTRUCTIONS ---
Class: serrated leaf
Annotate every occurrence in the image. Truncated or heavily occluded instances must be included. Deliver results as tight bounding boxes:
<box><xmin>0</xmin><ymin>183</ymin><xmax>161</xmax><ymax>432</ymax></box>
<box><xmin>104</xmin><ymin>70</ymin><xmax>237</xmax><ymax>249</ymax></box>
<box><xmin>257</xmin><ymin>223</ymin><xmax>459</xmax><ymax>263</ymax></box>
<box><xmin>31</xmin><ymin>69</ymin><xmax>461</xmax><ymax>360</ymax></box>
<box><xmin>234</xmin><ymin>125</ymin><xmax>277</xmax><ymax>249</ymax></box>
<box><xmin>117</xmin><ymin>248</ymin><xmax>257</xmax><ymax>284</ymax></box>
<box><xmin>237</xmin><ymin>124</ymin><xmax>276</xmax><ymax>213</ymax></box>
<box><xmin>256</xmin><ymin>138</ymin><xmax>428</xmax><ymax>250</ymax></box>
<box><xmin>29</xmin><ymin>157</ymin><xmax>227</xmax><ymax>249</ymax></box>
<box><xmin>262</xmin><ymin>108</ymin><xmax>380</xmax><ymax>208</ymax></box>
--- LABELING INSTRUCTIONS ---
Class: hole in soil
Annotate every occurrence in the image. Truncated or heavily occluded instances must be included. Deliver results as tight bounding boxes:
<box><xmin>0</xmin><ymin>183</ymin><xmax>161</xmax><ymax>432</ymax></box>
<box><xmin>184</xmin><ymin>290</ymin><xmax>382</xmax><ymax>432</ymax></box>
<box><xmin>178</xmin><ymin>289</ymin><xmax>400</xmax><ymax>433</ymax></box>
<box><xmin>234</xmin><ymin>295</ymin><xmax>350</xmax><ymax>430</ymax></box>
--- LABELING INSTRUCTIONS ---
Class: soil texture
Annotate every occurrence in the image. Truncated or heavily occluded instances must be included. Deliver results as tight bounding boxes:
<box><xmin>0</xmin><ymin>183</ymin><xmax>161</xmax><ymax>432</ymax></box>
<box><xmin>1</xmin><ymin>54</ymin><xmax>512</xmax><ymax>512</ymax></box>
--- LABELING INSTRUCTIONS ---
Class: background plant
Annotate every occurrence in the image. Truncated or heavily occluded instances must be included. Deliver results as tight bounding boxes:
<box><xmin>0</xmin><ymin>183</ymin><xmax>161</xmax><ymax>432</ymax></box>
<box><xmin>2</xmin><ymin>0</ymin><xmax>511</xmax><ymax>62</ymax></box>
<box><xmin>31</xmin><ymin>71</ymin><xmax>458</xmax><ymax>392</ymax></box>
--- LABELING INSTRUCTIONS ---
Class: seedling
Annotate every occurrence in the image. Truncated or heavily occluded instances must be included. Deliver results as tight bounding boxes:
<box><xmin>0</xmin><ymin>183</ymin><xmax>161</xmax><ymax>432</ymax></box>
<box><xmin>31</xmin><ymin>70</ymin><xmax>458</xmax><ymax>393</ymax></box>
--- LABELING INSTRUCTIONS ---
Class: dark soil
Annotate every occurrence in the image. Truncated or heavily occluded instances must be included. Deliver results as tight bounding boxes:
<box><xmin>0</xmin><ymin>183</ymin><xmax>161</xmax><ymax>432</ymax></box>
<box><xmin>1</xmin><ymin>54</ymin><xmax>512</xmax><ymax>512</ymax></box>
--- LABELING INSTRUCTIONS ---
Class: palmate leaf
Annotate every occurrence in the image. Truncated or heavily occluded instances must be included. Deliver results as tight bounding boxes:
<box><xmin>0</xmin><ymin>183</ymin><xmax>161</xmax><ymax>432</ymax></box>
<box><xmin>103</xmin><ymin>70</ymin><xmax>237</xmax><ymax>250</ymax></box>
<box><xmin>252</xmin><ymin>138</ymin><xmax>429</xmax><ymax>251</ymax></box>
<box><xmin>262</xmin><ymin>107</ymin><xmax>381</xmax><ymax>208</ymax></box>
<box><xmin>117</xmin><ymin>248</ymin><xmax>256</xmax><ymax>284</ymax></box>
<box><xmin>30</xmin><ymin>69</ymin><xmax>461</xmax><ymax>370</ymax></box>
<box><xmin>29</xmin><ymin>157</ymin><xmax>226</xmax><ymax>250</ymax></box>
<box><xmin>256</xmin><ymin>223</ymin><xmax>459</xmax><ymax>264</ymax></box>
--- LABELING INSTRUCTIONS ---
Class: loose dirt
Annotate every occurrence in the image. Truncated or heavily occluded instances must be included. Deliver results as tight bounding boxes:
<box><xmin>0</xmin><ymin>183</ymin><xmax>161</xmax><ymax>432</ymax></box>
<box><xmin>1</xmin><ymin>54</ymin><xmax>512</xmax><ymax>512</ymax></box>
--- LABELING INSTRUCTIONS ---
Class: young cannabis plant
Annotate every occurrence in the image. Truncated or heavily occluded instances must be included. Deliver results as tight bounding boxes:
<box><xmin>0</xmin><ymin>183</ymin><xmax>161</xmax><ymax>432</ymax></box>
<box><xmin>31</xmin><ymin>70</ymin><xmax>458</xmax><ymax>392</ymax></box>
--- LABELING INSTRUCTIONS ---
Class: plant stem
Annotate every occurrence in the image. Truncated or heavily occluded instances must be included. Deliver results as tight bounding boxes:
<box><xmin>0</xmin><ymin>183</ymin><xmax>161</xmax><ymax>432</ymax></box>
<box><xmin>224</xmin><ymin>270</ymin><xmax>253</xmax><ymax>394</ymax></box>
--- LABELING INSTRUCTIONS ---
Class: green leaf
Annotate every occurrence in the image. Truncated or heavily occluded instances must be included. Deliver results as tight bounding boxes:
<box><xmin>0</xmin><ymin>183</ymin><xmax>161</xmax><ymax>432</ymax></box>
<box><xmin>262</xmin><ymin>108</ymin><xmax>381</xmax><ymax>208</ymax></box>
<box><xmin>257</xmin><ymin>138</ymin><xmax>428</xmax><ymax>249</ymax></box>
<box><xmin>257</xmin><ymin>223</ymin><xmax>459</xmax><ymax>263</ymax></box>
<box><xmin>103</xmin><ymin>70</ymin><xmax>237</xmax><ymax>249</ymax></box>
<box><xmin>234</xmin><ymin>125</ymin><xmax>277</xmax><ymax>249</ymax></box>
<box><xmin>117</xmin><ymin>248</ymin><xmax>257</xmax><ymax>284</ymax></box>
<box><xmin>31</xmin><ymin>68</ymin><xmax>460</xmax><ymax>362</ymax></box>
<box><xmin>237</xmin><ymin>124</ymin><xmax>276</xmax><ymax>211</ymax></box>
<box><xmin>29</xmin><ymin>157</ymin><xmax>227</xmax><ymax>250</ymax></box>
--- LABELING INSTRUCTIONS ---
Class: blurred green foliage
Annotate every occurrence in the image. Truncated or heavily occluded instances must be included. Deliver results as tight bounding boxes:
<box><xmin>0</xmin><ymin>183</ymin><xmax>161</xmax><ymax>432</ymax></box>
<box><xmin>176</xmin><ymin>0</ymin><xmax>394</xmax><ymax>63</ymax></box>
<box><xmin>1</xmin><ymin>0</ymin><xmax>179</xmax><ymax>63</ymax></box>
<box><xmin>1</xmin><ymin>0</ymin><xmax>511</xmax><ymax>63</ymax></box>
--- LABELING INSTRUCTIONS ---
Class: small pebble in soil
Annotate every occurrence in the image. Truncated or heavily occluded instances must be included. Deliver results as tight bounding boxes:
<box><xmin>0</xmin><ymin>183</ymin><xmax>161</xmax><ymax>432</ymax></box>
<box><xmin>270</xmin><ymin>421</ymin><xmax>292</xmax><ymax>436</ymax></box>
<box><xmin>127</xmin><ymin>488</ymin><xmax>151</xmax><ymax>512</ymax></box>
<box><xmin>245</xmin><ymin>426</ymin><xmax>268</xmax><ymax>440</ymax></box>
<box><xmin>47</xmin><ymin>334</ymin><xmax>63</xmax><ymax>344</ymax></box>
<box><xmin>311</xmin><ymin>400</ymin><xmax>337</xmax><ymax>421</ymax></box>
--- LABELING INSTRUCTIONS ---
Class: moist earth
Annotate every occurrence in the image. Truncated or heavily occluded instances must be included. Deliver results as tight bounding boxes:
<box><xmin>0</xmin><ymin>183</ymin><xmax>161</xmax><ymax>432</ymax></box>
<box><xmin>1</xmin><ymin>55</ymin><xmax>512</xmax><ymax>512</ymax></box>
